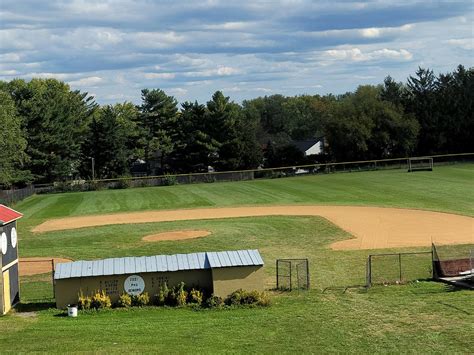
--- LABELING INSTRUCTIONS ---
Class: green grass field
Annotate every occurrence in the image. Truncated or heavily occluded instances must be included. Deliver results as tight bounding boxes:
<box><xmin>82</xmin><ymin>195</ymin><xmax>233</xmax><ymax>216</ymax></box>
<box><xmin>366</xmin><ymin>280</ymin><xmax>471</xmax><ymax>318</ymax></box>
<box><xmin>1</xmin><ymin>164</ymin><xmax>473</xmax><ymax>353</ymax></box>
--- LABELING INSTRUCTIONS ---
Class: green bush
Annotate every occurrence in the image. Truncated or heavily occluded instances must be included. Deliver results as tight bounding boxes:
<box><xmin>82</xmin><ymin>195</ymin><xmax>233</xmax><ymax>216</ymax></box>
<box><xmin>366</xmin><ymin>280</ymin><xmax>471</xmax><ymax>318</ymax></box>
<box><xmin>78</xmin><ymin>291</ymin><xmax>91</xmax><ymax>310</ymax></box>
<box><xmin>90</xmin><ymin>290</ymin><xmax>112</xmax><ymax>309</ymax></box>
<box><xmin>109</xmin><ymin>178</ymin><xmax>131</xmax><ymax>190</ymax></box>
<box><xmin>161</xmin><ymin>174</ymin><xmax>177</xmax><ymax>186</ymax></box>
<box><xmin>188</xmin><ymin>289</ymin><xmax>203</xmax><ymax>306</ymax></box>
<box><xmin>154</xmin><ymin>283</ymin><xmax>169</xmax><ymax>306</ymax></box>
<box><xmin>225</xmin><ymin>289</ymin><xmax>243</xmax><ymax>306</ymax></box>
<box><xmin>176</xmin><ymin>282</ymin><xmax>188</xmax><ymax>307</ymax></box>
<box><xmin>225</xmin><ymin>290</ymin><xmax>271</xmax><ymax>307</ymax></box>
<box><xmin>165</xmin><ymin>287</ymin><xmax>178</xmax><ymax>306</ymax></box>
<box><xmin>205</xmin><ymin>295</ymin><xmax>224</xmax><ymax>308</ymax></box>
<box><xmin>132</xmin><ymin>292</ymin><xmax>150</xmax><ymax>307</ymax></box>
<box><xmin>116</xmin><ymin>293</ymin><xmax>132</xmax><ymax>308</ymax></box>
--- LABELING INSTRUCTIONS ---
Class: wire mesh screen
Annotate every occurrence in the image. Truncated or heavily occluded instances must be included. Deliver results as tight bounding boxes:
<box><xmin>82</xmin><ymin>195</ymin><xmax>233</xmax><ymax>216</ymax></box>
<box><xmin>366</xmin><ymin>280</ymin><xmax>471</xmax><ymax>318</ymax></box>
<box><xmin>432</xmin><ymin>243</ymin><xmax>474</xmax><ymax>279</ymax></box>
<box><xmin>367</xmin><ymin>252</ymin><xmax>433</xmax><ymax>286</ymax></box>
<box><xmin>407</xmin><ymin>157</ymin><xmax>433</xmax><ymax>172</ymax></box>
<box><xmin>276</xmin><ymin>259</ymin><xmax>310</xmax><ymax>290</ymax></box>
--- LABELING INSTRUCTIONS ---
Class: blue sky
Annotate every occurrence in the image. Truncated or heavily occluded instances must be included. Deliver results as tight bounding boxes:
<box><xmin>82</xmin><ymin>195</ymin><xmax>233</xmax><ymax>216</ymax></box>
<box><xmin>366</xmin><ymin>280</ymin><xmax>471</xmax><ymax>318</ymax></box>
<box><xmin>0</xmin><ymin>0</ymin><xmax>472</xmax><ymax>104</ymax></box>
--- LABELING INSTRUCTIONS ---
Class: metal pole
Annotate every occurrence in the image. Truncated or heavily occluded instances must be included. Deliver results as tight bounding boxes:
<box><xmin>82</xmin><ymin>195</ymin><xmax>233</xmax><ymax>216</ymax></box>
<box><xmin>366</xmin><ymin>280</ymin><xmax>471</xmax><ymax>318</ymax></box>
<box><xmin>306</xmin><ymin>258</ymin><xmax>310</xmax><ymax>290</ymax></box>
<box><xmin>51</xmin><ymin>259</ymin><xmax>55</xmax><ymax>300</ymax></box>
<box><xmin>91</xmin><ymin>157</ymin><xmax>95</xmax><ymax>181</ymax></box>
<box><xmin>289</xmin><ymin>262</ymin><xmax>292</xmax><ymax>291</ymax></box>
<box><xmin>367</xmin><ymin>256</ymin><xmax>372</xmax><ymax>287</ymax></box>
<box><xmin>276</xmin><ymin>260</ymin><xmax>279</xmax><ymax>290</ymax></box>
<box><xmin>399</xmin><ymin>253</ymin><xmax>402</xmax><ymax>283</ymax></box>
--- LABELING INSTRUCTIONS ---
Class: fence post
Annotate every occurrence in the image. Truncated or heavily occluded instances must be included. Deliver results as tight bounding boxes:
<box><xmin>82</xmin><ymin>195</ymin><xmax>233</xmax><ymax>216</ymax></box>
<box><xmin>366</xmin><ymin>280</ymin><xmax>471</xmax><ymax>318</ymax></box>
<box><xmin>276</xmin><ymin>260</ymin><xmax>279</xmax><ymax>289</ymax></box>
<box><xmin>366</xmin><ymin>255</ymin><xmax>372</xmax><ymax>287</ymax></box>
<box><xmin>289</xmin><ymin>262</ymin><xmax>292</xmax><ymax>291</ymax></box>
<box><xmin>398</xmin><ymin>253</ymin><xmax>402</xmax><ymax>282</ymax></box>
<box><xmin>51</xmin><ymin>259</ymin><xmax>55</xmax><ymax>300</ymax></box>
<box><xmin>306</xmin><ymin>258</ymin><xmax>310</xmax><ymax>289</ymax></box>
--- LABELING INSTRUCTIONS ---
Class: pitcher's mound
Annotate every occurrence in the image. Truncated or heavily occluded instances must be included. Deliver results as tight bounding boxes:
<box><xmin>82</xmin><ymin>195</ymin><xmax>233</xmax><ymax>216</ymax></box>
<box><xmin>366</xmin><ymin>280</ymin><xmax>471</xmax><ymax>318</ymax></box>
<box><xmin>142</xmin><ymin>230</ymin><xmax>211</xmax><ymax>242</ymax></box>
<box><xmin>20</xmin><ymin>257</ymin><xmax>73</xmax><ymax>276</ymax></box>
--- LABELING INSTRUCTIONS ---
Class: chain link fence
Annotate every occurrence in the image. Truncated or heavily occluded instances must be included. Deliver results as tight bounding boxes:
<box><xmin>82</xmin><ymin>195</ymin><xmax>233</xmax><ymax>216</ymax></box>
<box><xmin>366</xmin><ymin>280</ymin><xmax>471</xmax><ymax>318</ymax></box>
<box><xmin>366</xmin><ymin>251</ymin><xmax>433</xmax><ymax>287</ymax></box>
<box><xmin>2</xmin><ymin>153</ymin><xmax>473</xmax><ymax>203</ymax></box>
<box><xmin>276</xmin><ymin>259</ymin><xmax>310</xmax><ymax>291</ymax></box>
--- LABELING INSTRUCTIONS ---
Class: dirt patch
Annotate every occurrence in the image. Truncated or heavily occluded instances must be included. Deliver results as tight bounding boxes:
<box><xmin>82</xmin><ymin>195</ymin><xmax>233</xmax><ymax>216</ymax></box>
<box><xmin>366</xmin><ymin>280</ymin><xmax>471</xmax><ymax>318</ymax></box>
<box><xmin>143</xmin><ymin>229</ymin><xmax>211</xmax><ymax>242</ymax></box>
<box><xmin>31</xmin><ymin>205</ymin><xmax>474</xmax><ymax>250</ymax></box>
<box><xmin>19</xmin><ymin>257</ymin><xmax>73</xmax><ymax>276</ymax></box>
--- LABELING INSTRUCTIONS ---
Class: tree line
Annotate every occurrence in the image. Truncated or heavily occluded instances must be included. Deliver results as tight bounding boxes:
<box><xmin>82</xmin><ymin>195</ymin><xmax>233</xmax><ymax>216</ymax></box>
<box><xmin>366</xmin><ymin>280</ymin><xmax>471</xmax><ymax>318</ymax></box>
<box><xmin>0</xmin><ymin>64</ymin><xmax>472</xmax><ymax>187</ymax></box>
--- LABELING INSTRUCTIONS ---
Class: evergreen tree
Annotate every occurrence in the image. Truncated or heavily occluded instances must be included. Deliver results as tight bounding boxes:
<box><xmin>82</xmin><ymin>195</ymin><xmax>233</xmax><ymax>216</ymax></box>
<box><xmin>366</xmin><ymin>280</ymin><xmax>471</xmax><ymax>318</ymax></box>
<box><xmin>0</xmin><ymin>91</ymin><xmax>30</xmax><ymax>186</ymax></box>
<box><xmin>4</xmin><ymin>78</ymin><xmax>95</xmax><ymax>182</ymax></box>
<box><xmin>138</xmin><ymin>89</ymin><xmax>178</xmax><ymax>174</ymax></box>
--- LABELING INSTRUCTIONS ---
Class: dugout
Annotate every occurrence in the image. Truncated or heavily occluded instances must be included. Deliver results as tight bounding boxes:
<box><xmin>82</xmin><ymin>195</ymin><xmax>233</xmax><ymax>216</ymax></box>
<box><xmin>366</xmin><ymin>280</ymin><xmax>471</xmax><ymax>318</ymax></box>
<box><xmin>0</xmin><ymin>205</ymin><xmax>23</xmax><ymax>315</ymax></box>
<box><xmin>54</xmin><ymin>249</ymin><xmax>264</xmax><ymax>309</ymax></box>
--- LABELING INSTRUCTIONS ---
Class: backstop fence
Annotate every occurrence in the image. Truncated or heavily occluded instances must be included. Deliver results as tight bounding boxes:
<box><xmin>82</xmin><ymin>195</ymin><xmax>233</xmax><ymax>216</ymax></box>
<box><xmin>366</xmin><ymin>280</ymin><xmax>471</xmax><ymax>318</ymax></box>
<box><xmin>366</xmin><ymin>251</ymin><xmax>434</xmax><ymax>287</ymax></box>
<box><xmin>276</xmin><ymin>259</ymin><xmax>310</xmax><ymax>291</ymax></box>
<box><xmin>432</xmin><ymin>243</ymin><xmax>473</xmax><ymax>283</ymax></box>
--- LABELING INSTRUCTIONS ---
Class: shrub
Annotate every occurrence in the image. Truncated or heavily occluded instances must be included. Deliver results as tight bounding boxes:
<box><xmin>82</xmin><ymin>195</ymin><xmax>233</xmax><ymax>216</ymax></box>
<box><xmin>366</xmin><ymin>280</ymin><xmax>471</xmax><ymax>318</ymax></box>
<box><xmin>78</xmin><ymin>291</ymin><xmax>91</xmax><ymax>310</ymax></box>
<box><xmin>176</xmin><ymin>282</ymin><xmax>188</xmax><ymax>307</ymax></box>
<box><xmin>188</xmin><ymin>289</ymin><xmax>203</xmax><ymax>306</ymax></box>
<box><xmin>154</xmin><ymin>283</ymin><xmax>169</xmax><ymax>306</ymax></box>
<box><xmin>161</xmin><ymin>174</ymin><xmax>177</xmax><ymax>186</ymax></box>
<box><xmin>132</xmin><ymin>292</ymin><xmax>150</xmax><ymax>307</ymax></box>
<box><xmin>256</xmin><ymin>292</ymin><xmax>271</xmax><ymax>307</ymax></box>
<box><xmin>225</xmin><ymin>290</ymin><xmax>271</xmax><ymax>307</ymax></box>
<box><xmin>225</xmin><ymin>289</ymin><xmax>244</xmax><ymax>306</ymax></box>
<box><xmin>205</xmin><ymin>295</ymin><xmax>224</xmax><ymax>309</ymax></box>
<box><xmin>165</xmin><ymin>287</ymin><xmax>177</xmax><ymax>307</ymax></box>
<box><xmin>116</xmin><ymin>293</ymin><xmax>132</xmax><ymax>308</ymax></box>
<box><xmin>90</xmin><ymin>290</ymin><xmax>112</xmax><ymax>309</ymax></box>
<box><xmin>109</xmin><ymin>178</ymin><xmax>131</xmax><ymax>190</ymax></box>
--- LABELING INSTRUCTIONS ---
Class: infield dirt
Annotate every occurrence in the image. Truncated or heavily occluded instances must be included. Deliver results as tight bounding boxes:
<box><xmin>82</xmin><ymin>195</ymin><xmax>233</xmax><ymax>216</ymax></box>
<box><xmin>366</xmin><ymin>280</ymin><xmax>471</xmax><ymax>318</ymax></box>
<box><xmin>31</xmin><ymin>206</ymin><xmax>474</xmax><ymax>250</ymax></box>
<box><xmin>142</xmin><ymin>230</ymin><xmax>211</xmax><ymax>242</ymax></box>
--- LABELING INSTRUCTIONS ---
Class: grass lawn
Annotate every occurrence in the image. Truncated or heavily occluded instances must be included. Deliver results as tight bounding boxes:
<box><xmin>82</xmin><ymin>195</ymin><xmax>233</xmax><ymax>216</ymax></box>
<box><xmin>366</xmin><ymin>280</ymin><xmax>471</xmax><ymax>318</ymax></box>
<box><xmin>1</xmin><ymin>164</ymin><xmax>473</xmax><ymax>353</ymax></box>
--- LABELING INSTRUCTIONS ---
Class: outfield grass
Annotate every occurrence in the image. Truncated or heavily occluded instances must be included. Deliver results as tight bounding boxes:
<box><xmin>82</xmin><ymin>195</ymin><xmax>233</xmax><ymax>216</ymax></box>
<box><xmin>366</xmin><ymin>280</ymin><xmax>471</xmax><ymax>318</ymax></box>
<box><xmin>16</xmin><ymin>164</ymin><xmax>474</xmax><ymax>230</ymax></box>
<box><xmin>1</xmin><ymin>164</ymin><xmax>473</xmax><ymax>353</ymax></box>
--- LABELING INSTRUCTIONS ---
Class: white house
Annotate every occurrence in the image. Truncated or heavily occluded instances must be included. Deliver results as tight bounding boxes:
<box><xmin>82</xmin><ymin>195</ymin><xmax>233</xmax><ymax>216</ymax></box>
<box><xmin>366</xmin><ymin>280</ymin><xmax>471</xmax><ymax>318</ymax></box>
<box><xmin>292</xmin><ymin>137</ymin><xmax>325</xmax><ymax>156</ymax></box>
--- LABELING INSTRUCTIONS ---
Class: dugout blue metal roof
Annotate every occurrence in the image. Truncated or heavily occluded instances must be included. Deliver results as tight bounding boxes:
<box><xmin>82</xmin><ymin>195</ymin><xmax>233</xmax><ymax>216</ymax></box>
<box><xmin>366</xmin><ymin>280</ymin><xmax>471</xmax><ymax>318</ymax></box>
<box><xmin>54</xmin><ymin>249</ymin><xmax>264</xmax><ymax>280</ymax></box>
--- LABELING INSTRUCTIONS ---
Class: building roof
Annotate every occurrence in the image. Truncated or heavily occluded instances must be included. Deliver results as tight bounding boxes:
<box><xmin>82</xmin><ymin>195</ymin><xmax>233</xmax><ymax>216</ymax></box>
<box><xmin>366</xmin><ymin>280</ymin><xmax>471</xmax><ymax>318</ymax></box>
<box><xmin>291</xmin><ymin>138</ymin><xmax>323</xmax><ymax>153</ymax></box>
<box><xmin>54</xmin><ymin>249</ymin><xmax>264</xmax><ymax>280</ymax></box>
<box><xmin>0</xmin><ymin>204</ymin><xmax>23</xmax><ymax>225</ymax></box>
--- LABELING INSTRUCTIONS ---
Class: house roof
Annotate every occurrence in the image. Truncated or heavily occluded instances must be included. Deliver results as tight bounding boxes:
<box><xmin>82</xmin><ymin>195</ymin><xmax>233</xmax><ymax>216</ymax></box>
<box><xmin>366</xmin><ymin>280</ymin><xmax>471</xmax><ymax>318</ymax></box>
<box><xmin>54</xmin><ymin>249</ymin><xmax>264</xmax><ymax>280</ymax></box>
<box><xmin>0</xmin><ymin>204</ymin><xmax>23</xmax><ymax>226</ymax></box>
<box><xmin>291</xmin><ymin>137</ymin><xmax>324</xmax><ymax>153</ymax></box>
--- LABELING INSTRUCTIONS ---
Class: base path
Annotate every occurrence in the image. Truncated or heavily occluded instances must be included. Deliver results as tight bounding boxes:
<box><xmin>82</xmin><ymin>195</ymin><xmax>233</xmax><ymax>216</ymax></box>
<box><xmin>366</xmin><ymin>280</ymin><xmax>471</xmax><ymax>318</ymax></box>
<box><xmin>32</xmin><ymin>206</ymin><xmax>474</xmax><ymax>250</ymax></box>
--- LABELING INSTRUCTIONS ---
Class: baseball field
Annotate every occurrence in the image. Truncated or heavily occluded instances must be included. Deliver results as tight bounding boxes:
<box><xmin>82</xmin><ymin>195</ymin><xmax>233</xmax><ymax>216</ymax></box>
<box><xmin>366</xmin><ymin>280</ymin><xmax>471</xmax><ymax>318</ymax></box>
<box><xmin>1</xmin><ymin>164</ymin><xmax>473</xmax><ymax>352</ymax></box>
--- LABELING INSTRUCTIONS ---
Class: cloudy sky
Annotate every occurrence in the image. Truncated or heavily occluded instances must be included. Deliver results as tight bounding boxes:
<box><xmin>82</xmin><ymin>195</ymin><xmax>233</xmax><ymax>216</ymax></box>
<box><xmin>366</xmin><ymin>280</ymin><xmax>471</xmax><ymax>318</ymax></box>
<box><xmin>1</xmin><ymin>0</ymin><xmax>472</xmax><ymax>104</ymax></box>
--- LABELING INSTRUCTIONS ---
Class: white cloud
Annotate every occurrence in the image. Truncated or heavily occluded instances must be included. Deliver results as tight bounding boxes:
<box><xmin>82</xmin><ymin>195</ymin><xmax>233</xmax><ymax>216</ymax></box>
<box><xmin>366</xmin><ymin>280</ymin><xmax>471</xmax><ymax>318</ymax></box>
<box><xmin>0</xmin><ymin>53</ymin><xmax>21</xmax><ymax>62</ymax></box>
<box><xmin>168</xmin><ymin>88</ymin><xmax>188</xmax><ymax>96</ymax></box>
<box><xmin>131</xmin><ymin>31</ymin><xmax>185</xmax><ymax>48</ymax></box>
<box><xmin>216</xmin><ymin>66</ymin><xmax>239</xmax><ymax>76</ymax></box>
<box><xmin>203</xmin><ymin>21</ymin><xmax>257</xmax><ymax>30</ymax></box>
<box><xmin>0</xmin><ymin>69</ymin><xmax>19</xmax><ymax>76</ymax></box>
<box><xmin>143</xmin><ymin>72</ymin><xmax>176</xmax><ymax>79</ymax></box>
<box><xmin>184</xmin><ymin>66</ymin><xmax>241</xmax><ymax>77</ymax></box>
<box><xmin>68</xmin><ymin>76</ymin><xmax>104</xmax><ymax>87</ymax></box>
<box><xmin>324</xmin><ymin>47</ymin><xmax>413</xmax><ymax>62</ymax></box>
<box><xmin>445</xmin><ymin>38</ymin><xmax>473</xmax><ymax>50</ymax></box>
<box><xmin>359</xmin><ymin>24</ymin><xmax>413</xmax><ymax>38</ymax></box>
